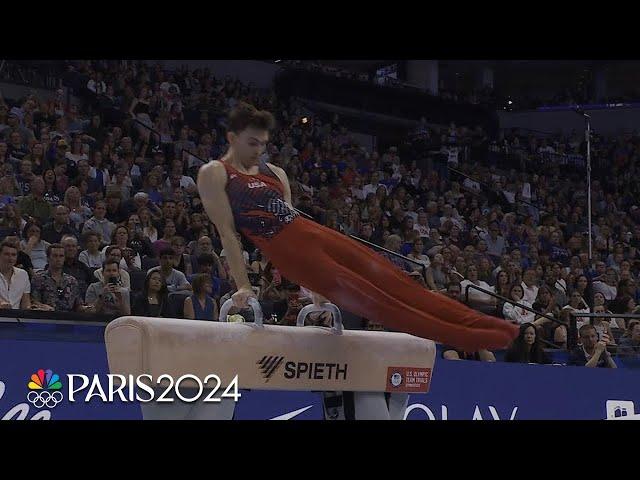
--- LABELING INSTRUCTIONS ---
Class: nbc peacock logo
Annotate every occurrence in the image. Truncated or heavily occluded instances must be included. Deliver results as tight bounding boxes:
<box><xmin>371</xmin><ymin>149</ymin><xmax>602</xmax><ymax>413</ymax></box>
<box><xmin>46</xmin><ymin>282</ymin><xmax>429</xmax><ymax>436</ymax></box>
<box><xmin>27</xmin><ymin>369</ymin><xmax>64</xmax><ymax>409</ymax></box>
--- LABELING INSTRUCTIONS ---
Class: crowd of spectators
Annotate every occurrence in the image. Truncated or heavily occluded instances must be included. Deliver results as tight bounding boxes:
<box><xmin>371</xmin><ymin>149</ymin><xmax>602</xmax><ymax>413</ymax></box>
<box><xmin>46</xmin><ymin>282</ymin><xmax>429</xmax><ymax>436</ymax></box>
<box><xmin>0</xmin><ymin>59</ymin><xmax>639</xmax><ymax>369</ymax></box>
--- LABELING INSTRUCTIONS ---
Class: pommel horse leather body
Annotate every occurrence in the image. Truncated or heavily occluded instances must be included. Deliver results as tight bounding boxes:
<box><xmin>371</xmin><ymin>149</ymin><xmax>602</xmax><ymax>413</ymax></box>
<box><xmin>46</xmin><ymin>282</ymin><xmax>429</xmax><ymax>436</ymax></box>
<box><xmin>105</xmin><ymin>313</ymin><xmax>436</xmax><ymax>393</ymax></box>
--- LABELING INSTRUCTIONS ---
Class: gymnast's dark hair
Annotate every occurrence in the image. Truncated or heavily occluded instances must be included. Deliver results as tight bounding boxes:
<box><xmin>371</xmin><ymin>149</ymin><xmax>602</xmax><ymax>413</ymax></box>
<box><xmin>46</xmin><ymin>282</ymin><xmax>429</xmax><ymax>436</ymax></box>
<box><xmin>227</xmin><ymin>102</ymin><xmax>276</xmax><ymax>133</ymax></box>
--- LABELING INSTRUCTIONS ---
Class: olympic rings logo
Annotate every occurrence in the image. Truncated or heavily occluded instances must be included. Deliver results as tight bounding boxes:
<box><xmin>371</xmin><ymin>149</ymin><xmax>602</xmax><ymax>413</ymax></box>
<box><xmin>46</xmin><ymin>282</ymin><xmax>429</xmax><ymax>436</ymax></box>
<box><xmin>27</xmin><ymin>390</ymin><xmax>64</xmax><ymax>409</ymax></box>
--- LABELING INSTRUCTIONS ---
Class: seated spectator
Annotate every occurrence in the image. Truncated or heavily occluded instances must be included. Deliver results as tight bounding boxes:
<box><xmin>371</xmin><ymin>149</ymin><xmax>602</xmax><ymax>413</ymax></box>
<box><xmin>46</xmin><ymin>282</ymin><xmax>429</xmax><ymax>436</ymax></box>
<box><xmin>0</xmin><ymin>204</ymin><xmax>25</xmax><ymax>238</ymax></box>
<box><xmin>425</xmin><ymin>253</ymin><xmax>449</xmax><ymax>292</ymax></box>
<box><xmin>592</xmin><ymin>268</ymin><xmax>619</xmax><ymax>301</ymax></box>
<box><xmin>503</xmin><ymin>284</ymin><xmax>536</xmax><ymax>324</ymax></box>
<box><xmin>257</xmin><ymin>262</ymin><xmax>289</xmax><ymax>320</ymax></box>
<box><xmin>104</xmin><ymin>190</ymin><xmax>128</xmax><ymax>223</ymax></box>
<box><xmin>539</xmin><ymin>266</ymin><xmax>567</xmax><ymax>308</ymax></box>
<box><xmin>250</xmin><ymin>249</ymin><xmax>269</xmax><ymax>277</ymax></box>
<box><xmin>495</xmin><ymin>270</ymin><xmax>511</xmax><ymax>299</ymax></box>
<box><xmin>148</xmin><ymin>247</ymin><xmax>192</xmax><ymax>293</ymax></box>
<box><xmin>504</xmin><ymin>322</ymin><xmax>551</xmax><ymax>364</ymax></box>
<box><xmin>138</xmin><ymin>206</ymin><xmax>159</xmax><ymax>243</ymax></box>
<box><xmin>102</xmin><ymin>225</ymin><xmax>142</xmax><ymax>272</ymax></box>
<box><xmin>78</xmin><ymin>232</ymin><xmax>104</xmax><ymax>268</ymax></box>
<box><xmin>482</xmin><ymin>222</ymin><xmax>506</xmax><ymax>261</ymax></box>
<box><xmin>561</xmin><ymin>290</ymin><xmax>591</xmax><ymax>327</ymax></box>
<box><xmin>183</xmin><ymin>273</ymin><xmax>218</xmax><ymax>321</ymax></box>
<box><xmin>618</xmin><ymin>322</ymin><xmax>640</xmax><ymax>357</ymax></box>
<box><xmin>85</xmin><ymin>259</ymin><xmax>131</xmax><ymax>316</ymax></box>
<box><xmin>460</xmin><ymin>264</ymin><xmax>496</xmax><ymax>313</ymax></box>
<box><xmin>0</xmin><ymin>240</ymin><xmax>31</xmax><ymax>309</ymax></box>
<box><xmin>18</xmin><ymin>176</ymin><xmax>52</xmax><ymax>225</ymax></box>
<box><xmin>609</xmin><ymin>295</ymin><xmax>638</xmax><ymax>331</ymax></box>
<box><xmin>3</xmin><ymin>235</ymin><xmax>33</xmax><ymax>278</ymax></box>
<box><xmin>42</xmin><ymin>205</ymin><xmax>77</xmax><ymax>244</ymax></box>
<box><xmin>31</xmin><ymin>243</ymin><xmax>84</xmax><ymax>312</ymax></box>
<box><xmin>189</xmin><ymin>235</ymin><xmax>225</xmax><ymax>277</ymax></box>
<box><xmin>521</xmin><ymin>268</ymin><xmax>539</xmax><ymax>304</ymax></box>
<box><xmin>568</xmin><ymin>324</ymin><xmax>617</xmax><ymax>368</ymax></box>
<box><xmin>63</xmin><ymin>186</ymin><xmax>92</xmax><ymax>231</ymax></box>
<box><xmin>61</xmin><ymin>235</ymin><xmax>93</xmax><ymax>296</ymax></box>
<box><xmin>590</xmin><ymin>305</ymin><xmax>617</xmax><ymax>345</ymax></box>
<box><xmin>531</xmin><ymin>285</ymin><xmax>563</xmax><ymax>339</ymax></box>
<box><xmin>15</xmin><ymin>159</ymin><xmax>35</xmax><ymax>197</ymax></box>
<box><xmin>20</xmin><ymin>222</ymin><xmax>50</xmax><ymax>273</ymax></box>
<box><xmin>82</xmin><ymin>200</ymin><xmax>115</xmax><ymax>245</ymax></box>
<box><xmin>93</xmin><ymin>246</ymin><xmax>131</xmax><ymax>288</ymax></box>
<box><xmin>152</xmin><ymin>219</ymin><xmax>176</xmax><ymax>257</ymax></box>
<box><xmin>406</xmin><ymin>237</ymin><xmax>430</xmax><ymax>271</ymax></box>
<box><xmin>170</xmin><ymin>236</ymin><xmax>192</xmax><ymax>276</ymax></box>
<box><xmin>132</xmin><ymin>270</ymin><xmax>169</xmax><ymax>317</ymax></box>
<box><xmin>441</xmin><ymin>282</ymin><xmax>495</xmax><ymax>361</ymax></box>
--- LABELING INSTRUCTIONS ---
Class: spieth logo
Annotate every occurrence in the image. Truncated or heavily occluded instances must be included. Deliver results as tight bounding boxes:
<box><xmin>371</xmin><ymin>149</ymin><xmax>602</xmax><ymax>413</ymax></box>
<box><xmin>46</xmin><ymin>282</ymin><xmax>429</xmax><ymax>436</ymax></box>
<box><xmin>258</xmin><ymin>356</ymin><xmax>349</xmax><ymax>382</ymax></box>
<box><xmin>27</xmin><ymin>369</ymin><xmax>63</xmax><ymax>409</ymax></box>
<box><xmin>257</xmin><ymin>356</ymin><xmax>285</xmax><ymax>382</ymax></box>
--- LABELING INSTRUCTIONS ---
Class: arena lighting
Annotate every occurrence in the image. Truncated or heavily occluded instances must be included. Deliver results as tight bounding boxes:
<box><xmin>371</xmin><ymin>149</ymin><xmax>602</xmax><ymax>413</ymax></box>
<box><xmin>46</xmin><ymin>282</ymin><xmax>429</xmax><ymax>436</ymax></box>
<box><xmin>507</xmin><ymin>100</ymin><xmax>513</xmax><ymax>105</ymax></box>
<box><xmin>301</xmin><ymin>117</ymin><xmax>308</xmax><ymax>124</ymax></box>
<box><xmin>274</xmin><ymin>60</ymin><xmax>282</xmax><ymax>63</ymax></box>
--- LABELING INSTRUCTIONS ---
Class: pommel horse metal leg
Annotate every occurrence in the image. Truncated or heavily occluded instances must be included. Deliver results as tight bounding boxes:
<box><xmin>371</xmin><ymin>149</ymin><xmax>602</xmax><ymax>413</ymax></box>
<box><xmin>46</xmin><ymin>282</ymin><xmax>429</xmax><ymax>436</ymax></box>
<box><xmin>296</xmin><ymin>304</ymin><xmax>409</xmax><ymax>420</ymax></box>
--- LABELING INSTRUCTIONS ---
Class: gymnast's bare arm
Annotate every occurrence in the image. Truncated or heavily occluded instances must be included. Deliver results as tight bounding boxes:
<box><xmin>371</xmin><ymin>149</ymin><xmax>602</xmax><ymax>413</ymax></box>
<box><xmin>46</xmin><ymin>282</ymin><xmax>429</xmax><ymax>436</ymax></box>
<box><xmin>198</xmin><ymin>161</ymin><xmax>254</xmax><ymax>307</ymax></box>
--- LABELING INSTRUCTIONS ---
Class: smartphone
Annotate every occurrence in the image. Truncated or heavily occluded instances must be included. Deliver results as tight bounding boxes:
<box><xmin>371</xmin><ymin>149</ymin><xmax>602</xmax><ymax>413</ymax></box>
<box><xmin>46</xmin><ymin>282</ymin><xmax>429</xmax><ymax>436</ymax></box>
<box><xmin>108</xmin><ymin>277</ymin><xmax>119</xmax><ymax>286</ymax></box>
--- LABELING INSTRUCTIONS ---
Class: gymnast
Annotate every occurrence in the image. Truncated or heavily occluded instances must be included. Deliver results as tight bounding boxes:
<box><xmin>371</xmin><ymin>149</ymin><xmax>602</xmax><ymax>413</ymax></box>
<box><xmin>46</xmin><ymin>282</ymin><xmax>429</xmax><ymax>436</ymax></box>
<box><xmin>197</xmin><ymin>103</ymin><xmax>518</xmax><ymax>351</ymax></box>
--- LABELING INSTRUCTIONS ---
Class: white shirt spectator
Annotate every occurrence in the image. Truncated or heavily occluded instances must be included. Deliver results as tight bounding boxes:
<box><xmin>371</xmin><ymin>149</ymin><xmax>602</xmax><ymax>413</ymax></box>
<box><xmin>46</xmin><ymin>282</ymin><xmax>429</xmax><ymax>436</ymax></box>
<box><xmin>0</xmin><ymin>267</ymin><xmax>30</xmax><ymax>309</ymax></box>
<box><xmin>413</xmin><ymin>224</ymin><xmax>431</xmax><ymax>238</ymax></box>
<box><xmin>148</xmin><ymin>266</ymin><xmax>190</xmax><ymax>292</ymax></box>
<box><xmin>521</xmin><ymin>281</ymin><xmax>539</xmax><ymax>305</ymax></box>
<box><xmin>460</xmin><ymin>279</ymin><xmax>495</xmax><ymax>304</ymax></box>
<box><xmin>20</xmin><ymin>240</ymin><xmax>50</xmax><ymax>273</ymax></box>
<box><xmin>78</xmin><ymin>250</ymin><xmax>104</xmax><ymax>269</ymax></box>
<box><xmin>563</xmin><ymin>305</ymin><xmax>591</xmax><ymax>330</ymax></box>
<box><xmin>503</xmin><ymin>299</ymin><xmax>536</xmax><ymax>324</ymax></box>
<box><xmin>165</xmin><ymin>175</ymin><xmax>196</xmax><ymax>191</ymax></box>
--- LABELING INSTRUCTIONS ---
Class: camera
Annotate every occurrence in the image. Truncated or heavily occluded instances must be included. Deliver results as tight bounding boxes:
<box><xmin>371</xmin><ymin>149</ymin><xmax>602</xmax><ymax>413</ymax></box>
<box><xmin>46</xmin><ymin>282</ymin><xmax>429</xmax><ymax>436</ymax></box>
<box><xmin>108</xmin><ymin>277</ymin><xmax>119</xmax><ymax>286</ymax></box>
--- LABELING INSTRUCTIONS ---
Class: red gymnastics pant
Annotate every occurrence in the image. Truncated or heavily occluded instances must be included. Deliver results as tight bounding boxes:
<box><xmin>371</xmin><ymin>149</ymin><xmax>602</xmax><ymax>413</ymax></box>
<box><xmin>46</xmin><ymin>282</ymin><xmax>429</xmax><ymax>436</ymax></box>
<box><xmin>252</xmin><ymin>217</ymin><xmax>518</xmax><ymax>352</ymax></box>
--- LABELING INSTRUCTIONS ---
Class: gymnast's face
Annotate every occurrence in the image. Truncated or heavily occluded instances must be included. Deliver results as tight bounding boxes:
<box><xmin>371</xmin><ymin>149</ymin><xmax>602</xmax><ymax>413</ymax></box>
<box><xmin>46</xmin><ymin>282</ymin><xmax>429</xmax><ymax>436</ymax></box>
<box><xmin>228</xmin><ymin>127</ymin><xmax>269</xmax><ymax>168</ymax></box>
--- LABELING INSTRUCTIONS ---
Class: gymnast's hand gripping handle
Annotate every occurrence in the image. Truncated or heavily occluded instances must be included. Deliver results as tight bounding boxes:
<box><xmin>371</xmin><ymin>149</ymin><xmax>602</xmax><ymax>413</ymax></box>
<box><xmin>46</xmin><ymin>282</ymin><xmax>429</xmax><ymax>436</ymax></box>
<box><xmin>296</xmin><ymin>303</ymin><xmax>344</xmax><ymax>335</ymax></box>
<box><xmin>219</xmin><ymin>297</ymin><xmax>264</xmax><ymax>326</ymax></box>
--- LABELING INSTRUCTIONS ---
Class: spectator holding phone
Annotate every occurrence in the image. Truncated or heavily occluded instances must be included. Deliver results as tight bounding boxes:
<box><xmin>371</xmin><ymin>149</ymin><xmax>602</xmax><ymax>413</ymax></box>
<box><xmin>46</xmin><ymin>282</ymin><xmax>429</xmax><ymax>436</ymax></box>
<box><xmin>568</xmin><ymin>324</ymin><xmax>617</xmax><ymax>368</ymax></box>
<box><xmin>85</xmin><ymin>259</ymin><xmax>131</xmax><ymax>315</ymax></box>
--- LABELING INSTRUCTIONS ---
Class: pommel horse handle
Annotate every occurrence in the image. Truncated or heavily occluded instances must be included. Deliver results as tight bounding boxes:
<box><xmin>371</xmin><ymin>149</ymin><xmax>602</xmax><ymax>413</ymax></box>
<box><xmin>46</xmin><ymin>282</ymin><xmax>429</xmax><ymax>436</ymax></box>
<box><xmin>296</xmin><ymin>303</ymin><xmax>343</xmax><ymax>335</ymax></box>
<box><xmin>219</xmin><ymin>297</ymin><xmax>264</xmax><ymax>326</ymax></box>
